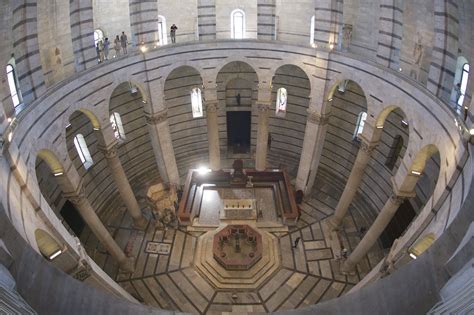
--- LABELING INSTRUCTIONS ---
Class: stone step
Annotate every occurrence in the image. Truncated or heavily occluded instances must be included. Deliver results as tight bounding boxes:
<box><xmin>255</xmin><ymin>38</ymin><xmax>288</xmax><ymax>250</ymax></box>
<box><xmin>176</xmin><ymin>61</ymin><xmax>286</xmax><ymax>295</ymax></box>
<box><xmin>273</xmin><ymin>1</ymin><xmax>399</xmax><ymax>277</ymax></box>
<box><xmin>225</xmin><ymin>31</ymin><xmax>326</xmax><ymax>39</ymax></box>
<box><xmin>201</xmin><ymin>237</ymin><xmax>276</xmax><ymax>281</ymax></box>
<box><xmin>199</xmin><ymin>233</ymin><xmax>276</xmax><ymax>280</ymax></box>
<box><xmin>196</xmin><ymin>237</ymin><xmax>280</xmax><ymax>287</ymax></box>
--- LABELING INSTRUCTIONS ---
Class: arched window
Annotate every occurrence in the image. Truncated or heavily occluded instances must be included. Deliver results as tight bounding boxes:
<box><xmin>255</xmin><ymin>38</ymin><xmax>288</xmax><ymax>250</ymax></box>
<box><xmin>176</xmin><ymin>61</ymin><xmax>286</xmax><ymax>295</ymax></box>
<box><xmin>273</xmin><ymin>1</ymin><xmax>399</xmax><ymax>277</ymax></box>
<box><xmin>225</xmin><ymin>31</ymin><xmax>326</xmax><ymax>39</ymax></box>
<box><xmin>158</xmin><ymin>16</ymin><xmax>168</xmax><ymax>45</ymax></box>
<box><xmin>353</xmin><ymin>112</ymin><xmax>367</xmax><ymax>139</ymax></box>
<box><xmin>457</xmin><ymin>63</ymin><xmax>469</xmax><ymax>108</ymax></box>
<box><xmin>310</xmin><ymin>15</ymin><xmax>315</xmax><ymax>45</ymax></box>
<box><xmin>6</xmin><ymin>64</ymin><xmax>20</xmax><ymax>107</ymax></box>
<box><xmin>110</xmin><ymin>112</ymin><xmax>126</xmax><ymax>141</ymax></box>
<box><xmin>94</xmin><ymin>29</ymin><xmax>104</xmax><ymax>47</ymax></box>
<box><xmin>276</xmin><ymin>87</ymin><xmax>287</xmax><ymax>117</ymax></box>
<box><xmin>74</xmin><ymin>134</ymin><xmax>93</xmax><ymax>169</ymax></box>
<box><xmin>191</xmin><ymin>88</ymin><xmax>203</xmax><ymax>118</ymax></box>
<box><xmin>231</xmin><ymin>9</ymin><xmax>245</xmax><ymax>39</ymax></box>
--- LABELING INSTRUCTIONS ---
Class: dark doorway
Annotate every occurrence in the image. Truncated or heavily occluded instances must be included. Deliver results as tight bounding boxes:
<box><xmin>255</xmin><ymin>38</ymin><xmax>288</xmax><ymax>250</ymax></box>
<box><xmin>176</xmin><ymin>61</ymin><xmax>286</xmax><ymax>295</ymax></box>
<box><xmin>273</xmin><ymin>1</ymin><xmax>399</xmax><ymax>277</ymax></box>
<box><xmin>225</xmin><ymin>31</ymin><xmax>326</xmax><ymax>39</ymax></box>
<box><xmin>227</xmin><ymin>111</ymin><xmax>251</xmax><ymax>154</ymax></box>
<box><xmin>379</xmin><ymin>200</ymin><xmax>416</xmax><ymax>248</ymax></box>
<box><xmin>60</xmin><ymin>200</ymin><xmax>86</xmax><ymax>237</ymax></box>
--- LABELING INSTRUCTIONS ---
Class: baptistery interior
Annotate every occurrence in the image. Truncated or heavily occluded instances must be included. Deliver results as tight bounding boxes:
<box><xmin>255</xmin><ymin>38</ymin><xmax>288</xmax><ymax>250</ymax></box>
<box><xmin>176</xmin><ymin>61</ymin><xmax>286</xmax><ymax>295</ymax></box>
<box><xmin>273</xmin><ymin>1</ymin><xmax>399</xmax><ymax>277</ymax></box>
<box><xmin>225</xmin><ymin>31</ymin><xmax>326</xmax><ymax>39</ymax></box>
<box><xmin>0</xmin><ymin>1</ymin><xmax>473</xmax><ymax>314</ymax></box>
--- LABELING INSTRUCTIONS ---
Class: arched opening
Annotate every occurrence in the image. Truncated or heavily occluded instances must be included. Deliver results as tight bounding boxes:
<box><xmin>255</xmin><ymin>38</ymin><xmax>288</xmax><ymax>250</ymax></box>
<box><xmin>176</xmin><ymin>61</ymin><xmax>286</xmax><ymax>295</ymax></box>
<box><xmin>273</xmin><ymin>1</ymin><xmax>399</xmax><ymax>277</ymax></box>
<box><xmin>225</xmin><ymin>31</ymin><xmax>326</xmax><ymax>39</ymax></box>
<box><xmin>74</xmin><ymin>134</ymin><xmax>93</xmax><ymax>169</ymax></box>
<box><xmin>217</xmin><ymin>61</ymin><xmax>258</xmax><ymax>161</ymax></box>
<box><xmin>353</xmin><ymin>111</ymin><xmax>367</xmax><ymax>140</ymax></box>
<box><xmin>269</xmin><ymin>64</ymin><xmax>310</xmax><ymax>176</ymax></box>
<box><xmin>191</xmin><ymin>87</ymin><xmax>203</xmax><ymax>118</ymax></box>
<box><xmin>109</xmin><ymin>82</ymin><xmax>161</xmax><ymax>190</ymax></box>
<box><xmin>34</xmin><ymin>229</ymin><xmax>63</xmax><ymax>261</ymax></box>
<box><xmin>231</xmin><ymin>9</ymin><xmax>245</xmax><ymax>39</ymax></box>
<box><xmin>6</xmin><ymin>57</ymin><xmax>22</xmax><ymax>108</ymax></box>
<box><xmin>110</xmin><ymin>112</ymin><xmax>126</xmax><ymax>142</ymax></box>
<box><xmin>451</xmin><ymin>56</ymin><xmax>470</xmax><ymax>112</ymax></box>
<box><xmin>157</xmin><ymin>15</ymin><xmax>168</xmax><ymax>45</ymax></box>
<box><xmin>310</xmin><ymin>15</ymin><xmax>315</xmax><ymax>45</ymax></box>
<box><xmin>94</xmin><ymin>29</ymin><xmax>104</xmax><ymax>47</ymax></box>
<box><xmin>381</xmin><ymin>145</ymin><xmax>440</xmax><ymax>249</ymax></box>
<box><xmin>164</xmin><ymin>66</ymin><xmax>205</xmax><ymax>177</ymax></box>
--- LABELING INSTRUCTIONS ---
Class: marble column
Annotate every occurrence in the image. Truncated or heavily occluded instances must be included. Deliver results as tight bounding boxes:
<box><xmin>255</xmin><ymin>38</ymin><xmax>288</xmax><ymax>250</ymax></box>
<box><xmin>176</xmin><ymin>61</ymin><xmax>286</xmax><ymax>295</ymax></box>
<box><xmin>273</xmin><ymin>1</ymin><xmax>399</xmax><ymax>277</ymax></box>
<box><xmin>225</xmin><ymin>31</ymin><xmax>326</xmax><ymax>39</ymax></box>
<box><xmin>331</xmin><ymin>139</ymin><xmax>377</xmax><ymax>229</ymax></box>
<box><xmin>255</xmin><ymin>103</ymin><xmax>271</xmax><ymax>171</ymax></box>
<box><xmin>99</xmin><ymin>144</ymin><xmax>148</xmax><ymax>229</ymax></box>
<box><xmin>55</xmin><ymin>176</ymin><xmax>134</xmax><ymax>272</ymax></box>
<box><xmin>296</xmin><ymin>109</ymin><xmax>330</xmax><ymax>193</ymax></box>
<box><xmin>145</xmin><ymin>110</ymin><xmax>180</xmax><ymax>185</ymax></box>
<box><xmin>205</xmin><ymin>102</ymin><xmax>221</xmax><ymax>170</ymax></box>
<box><xmin>342</xmin><ymin>194</ymin><xmax>405</xmax><ymax>273</ymax></box>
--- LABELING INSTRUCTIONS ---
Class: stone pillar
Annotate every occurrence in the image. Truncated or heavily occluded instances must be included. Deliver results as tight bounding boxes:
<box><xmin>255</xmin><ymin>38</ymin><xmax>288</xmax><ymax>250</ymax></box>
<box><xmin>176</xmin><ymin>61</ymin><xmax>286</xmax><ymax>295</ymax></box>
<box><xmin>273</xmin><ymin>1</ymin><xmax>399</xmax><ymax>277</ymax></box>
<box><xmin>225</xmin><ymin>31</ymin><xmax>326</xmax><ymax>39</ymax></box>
<box><xmin>129</xmin><ymin>0</ymin><xmax>159</xmax><ymax>46</ymax></box>
<box><xmin>331</xmin><ymin>139</ymin><xmax>377</xmax><ymax>228</ymax></box>
<box><xmin>255</xmin><ymin>103</ymin><xmax>271</xmax><ymax>171</ymax></box>
<box><xmin>69</xmin><ymin>0</ymin><xmax>96</xmax><ymax>71</ymax></box>
<box><xmin>313</xmin><ymin>0</ymin><xmax>344</xmax><ymax>49</ymax></box>
<box><xmin>11</xmin><ymin>0</ymin><xmax>46</xmax><ymax>104</ymax></box>
<box><xmin>296</xmin><ymin>109</ymin><xmax>330</xmax><ymax>193</ymax></box>
<box><xmin>145</xmin><ymin>110</ymin><xmax>180</xmax><ymax>185</ymax></box>
<box><xmin>376</xmin><ymin>0</ymin><xmax>404</xmax><ymax>69</ymax></box>
<box><xmin>341</xmin><ymin>194</ymin><xmax>405</xmax><ymax>273</ymax></box>
<box><xmin>205</xmin><ymin>102</ymin><xmax>221</xmax><ymax>170</ymax></box>
<box><xmin>98</xmin><ymin>144</ymin><xmax>148</xmax><ymax>229</ymax></box>
<box><xmin>55</xmin><ymin>176</ymin><xmax>134</xmax><ymax>272</ymax></box>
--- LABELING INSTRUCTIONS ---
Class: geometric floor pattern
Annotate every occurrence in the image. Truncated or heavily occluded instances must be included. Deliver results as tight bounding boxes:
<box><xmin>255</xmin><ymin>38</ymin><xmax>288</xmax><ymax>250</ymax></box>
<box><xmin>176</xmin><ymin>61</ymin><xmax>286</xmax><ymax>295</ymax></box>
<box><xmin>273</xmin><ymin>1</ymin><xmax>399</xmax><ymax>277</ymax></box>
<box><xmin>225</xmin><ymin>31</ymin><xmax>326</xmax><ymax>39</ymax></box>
<box><xmin>80</xmin><ymin>174</ymin><xmax>385</xmax><ymax>314</ymax></box>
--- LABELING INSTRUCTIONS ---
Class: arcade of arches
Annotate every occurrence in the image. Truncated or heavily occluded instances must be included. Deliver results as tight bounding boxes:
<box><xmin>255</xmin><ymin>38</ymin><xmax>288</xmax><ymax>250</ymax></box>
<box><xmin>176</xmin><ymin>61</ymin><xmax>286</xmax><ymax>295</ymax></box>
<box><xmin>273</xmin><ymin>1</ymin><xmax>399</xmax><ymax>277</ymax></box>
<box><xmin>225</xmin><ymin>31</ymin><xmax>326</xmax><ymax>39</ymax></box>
<box><xmin>0</xmin><ymin>1</ymin><xmax>473</xmax><ymax>315</ymax></box>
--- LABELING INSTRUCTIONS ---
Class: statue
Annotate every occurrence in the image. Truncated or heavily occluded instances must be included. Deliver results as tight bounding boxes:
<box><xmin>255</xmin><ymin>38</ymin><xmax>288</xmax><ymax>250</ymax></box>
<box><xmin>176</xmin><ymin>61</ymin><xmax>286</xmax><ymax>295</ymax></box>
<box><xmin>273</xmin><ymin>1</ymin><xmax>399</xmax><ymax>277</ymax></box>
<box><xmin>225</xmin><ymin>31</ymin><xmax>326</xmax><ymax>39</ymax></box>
<box><xmin>342</xmin><ymin>24</ymin><xmax>353</xmax><ymax>51</ymax></box>
<box><xmin>231</xmin><ymin>159</ymin><xmax>247</xmax><ymax>184</ymax></box>
<box><xmin>412</xmin><ymin>35</ymin><xmax>424</xmax><ymax>80</ymax></box>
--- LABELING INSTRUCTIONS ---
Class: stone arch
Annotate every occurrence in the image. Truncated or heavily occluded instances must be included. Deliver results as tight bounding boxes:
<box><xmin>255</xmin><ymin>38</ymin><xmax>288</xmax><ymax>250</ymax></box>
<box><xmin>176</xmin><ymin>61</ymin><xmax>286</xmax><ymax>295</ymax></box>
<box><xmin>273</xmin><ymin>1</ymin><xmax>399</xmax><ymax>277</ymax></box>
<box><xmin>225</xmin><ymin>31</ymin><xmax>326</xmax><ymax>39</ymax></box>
<box><xmin>37</xmin><ymin>149</ymin><xmax>65</xmax><ymax>175</ymax></box>
<box><xmin>108</xmin><ymin>79</ymin><xmax>150</xmax><ymax>105</ymax></box>
<box><xmin>164</xmin><ymin>65</ymin><xmax>207</xmax><ymax>177</ymax></box>
<box><xmin>214</xmin><ymin>59</ymin><xmax>261</xmax><ymax>85</ymax></box>
<box><xmin>34</xmin><ymin>229</ymin><xmax>63</xmax><ymax>260</ymax></box>
<box><xmin>217</xmin><ymin>61</ymin><xmax>259</xmax><ymax>160</ymax></box>
<box><xmin>267</xmin><ymin>64</ymin><xmax>311</xmax><ymax>175</ymax></box>
<box><xmin>161</xmin><ymin>63</ymin><xmax>206</xmax><ymax>86</ymax></box>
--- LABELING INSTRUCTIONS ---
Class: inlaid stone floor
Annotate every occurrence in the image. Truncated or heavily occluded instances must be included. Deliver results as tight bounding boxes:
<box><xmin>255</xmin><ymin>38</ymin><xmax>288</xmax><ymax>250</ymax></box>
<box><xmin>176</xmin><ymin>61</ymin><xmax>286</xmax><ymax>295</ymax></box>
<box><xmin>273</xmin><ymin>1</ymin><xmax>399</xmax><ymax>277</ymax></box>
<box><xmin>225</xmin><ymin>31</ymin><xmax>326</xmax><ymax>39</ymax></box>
<box><xmin>80</xmin><ymin>171</ymin><xmax>386</xmax><ymax>314</ymax></box>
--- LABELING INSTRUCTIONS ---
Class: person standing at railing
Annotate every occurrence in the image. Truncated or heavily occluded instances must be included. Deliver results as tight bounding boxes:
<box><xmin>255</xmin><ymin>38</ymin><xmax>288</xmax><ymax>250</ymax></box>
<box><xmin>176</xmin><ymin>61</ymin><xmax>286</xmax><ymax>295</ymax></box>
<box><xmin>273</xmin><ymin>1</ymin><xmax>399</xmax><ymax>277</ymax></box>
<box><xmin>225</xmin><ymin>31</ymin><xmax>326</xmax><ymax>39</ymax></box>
<box><xmin>120</xmin><ymin>31</ymin><xmax>128</xmax><ymax>54</ymax></box>
<box><xmin>170</xmin><ymin>24</ymin><xmax>178</xmax><ymax>43</ymax></box>
<box><xmin>114</xmin><ymin>35</ymin><xmax>121</xmax><ymax>58</ymax></box>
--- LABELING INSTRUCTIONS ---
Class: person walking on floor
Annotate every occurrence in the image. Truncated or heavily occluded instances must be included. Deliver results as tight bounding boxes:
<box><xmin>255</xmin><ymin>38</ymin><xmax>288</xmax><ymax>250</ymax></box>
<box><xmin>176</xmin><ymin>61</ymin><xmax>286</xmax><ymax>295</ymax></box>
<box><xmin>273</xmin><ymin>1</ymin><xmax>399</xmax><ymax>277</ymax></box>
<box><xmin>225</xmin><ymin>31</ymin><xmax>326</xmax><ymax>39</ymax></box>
<box><xmin>103</xmin><ymin>37</ymin><xmax>110</xmax><ymax>60</ymax></box>
<box><xmin>114</xmin><ymin>35</ymin><xmax>121</xmax><ymax>58</ymax></box>
<box><xmin>120</xmin><ymin>31</ymin><xmax>128</xmax><ymax>54</ymax></box>
<box><xmin>170</xmin><ymin>24</ymin><xmax>178</xmax><ymax>43</ymax></box>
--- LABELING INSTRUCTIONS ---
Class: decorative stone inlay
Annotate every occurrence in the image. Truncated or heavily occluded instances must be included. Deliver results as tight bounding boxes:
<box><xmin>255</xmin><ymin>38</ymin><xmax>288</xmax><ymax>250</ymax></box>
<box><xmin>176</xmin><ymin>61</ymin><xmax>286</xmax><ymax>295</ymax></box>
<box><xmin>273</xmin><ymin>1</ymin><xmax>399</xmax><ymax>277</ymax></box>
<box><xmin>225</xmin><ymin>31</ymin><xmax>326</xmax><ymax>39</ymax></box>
<box><xmin>145</xmin><ymin>241</ymin><xmax>171</xmax><ymax>254</ymax></box>
<box><xmin>307</xmin><ymin>109</ymin><xmax>330</xmax><ymax>125</ymax></box>
<box><xmin>213</xmin><ymin>225</ymin><xmax>262</xmax><ymax>270</ymax></box>
<box><xmin>145</xmin><ymin>110</ymin><xmax>168</xmax><ymax>125</ymax></box>
<box><xmin>72</xmin><ymin>260</ymin><xmax>92</xmax><ymax>281</ymax></box>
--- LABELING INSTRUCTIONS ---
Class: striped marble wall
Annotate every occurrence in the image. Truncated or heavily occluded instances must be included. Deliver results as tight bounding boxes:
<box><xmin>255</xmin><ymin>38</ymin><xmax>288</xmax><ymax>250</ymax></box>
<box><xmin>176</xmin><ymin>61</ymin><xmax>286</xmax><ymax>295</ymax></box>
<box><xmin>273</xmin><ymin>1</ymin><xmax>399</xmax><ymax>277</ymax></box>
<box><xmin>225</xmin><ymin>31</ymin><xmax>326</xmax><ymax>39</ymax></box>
<box><xmin>11</xmin><ymin>0</ymin><xmax>46</xmax><ymax>104</ymax></box>
<box><xmin>257</xmin><ymin>0</ymin><xmax>276</xmax><ymax>41</ymax></box>
<box><xmin>313</xmin><ymin>0</ymin><xmax>344</xmax><ymax>47</ymax></box>
<box><xmin>376</xmin><ymin>0</ymin><xmax>404</xmax><ymax>69</ymax></box>
<box><xmin>197</xmin><ymin>0</ymin><xmax>216</xmax><ymax>40</ymax></box>
<box><xmin>129</xmin><ymin>0</ymin><xmax>159</xmax><ymax>45</ymax></box>
<box><xmin>427</xmin><ymin>0</ymin><xmax>460</xmax><ymax>103</ymax></box>
<box><xmin>69</xmin><ymin>0</ymin><xmax>96</xmax><ymax>72</ymax></box>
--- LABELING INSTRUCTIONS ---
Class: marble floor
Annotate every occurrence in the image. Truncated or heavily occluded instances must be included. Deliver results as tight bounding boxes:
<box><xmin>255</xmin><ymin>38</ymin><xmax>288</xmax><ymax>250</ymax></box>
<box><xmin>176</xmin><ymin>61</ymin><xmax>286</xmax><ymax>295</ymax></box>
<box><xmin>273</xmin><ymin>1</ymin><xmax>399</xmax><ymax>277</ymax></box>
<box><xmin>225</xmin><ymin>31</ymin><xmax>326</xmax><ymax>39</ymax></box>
<box><xmin>80</xmin><ymin>169</ymin><xmax>386</xmax><ymax>314</ymax></box>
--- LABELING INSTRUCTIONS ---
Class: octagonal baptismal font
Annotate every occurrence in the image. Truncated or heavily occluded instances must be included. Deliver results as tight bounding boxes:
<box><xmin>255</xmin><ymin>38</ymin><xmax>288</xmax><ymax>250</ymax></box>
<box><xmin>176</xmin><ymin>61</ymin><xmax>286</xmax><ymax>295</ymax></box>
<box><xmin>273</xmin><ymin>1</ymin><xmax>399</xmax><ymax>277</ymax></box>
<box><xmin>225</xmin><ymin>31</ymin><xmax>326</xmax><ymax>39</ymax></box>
<box><xmin>213</xmin><ymin>225</ymin><xmax>262</xmax><ymax>270</ymax></box>
<box><xmin>195</xmin><ymin>224</ymin><xmax>281</xmax><ymax>290</ymax></box>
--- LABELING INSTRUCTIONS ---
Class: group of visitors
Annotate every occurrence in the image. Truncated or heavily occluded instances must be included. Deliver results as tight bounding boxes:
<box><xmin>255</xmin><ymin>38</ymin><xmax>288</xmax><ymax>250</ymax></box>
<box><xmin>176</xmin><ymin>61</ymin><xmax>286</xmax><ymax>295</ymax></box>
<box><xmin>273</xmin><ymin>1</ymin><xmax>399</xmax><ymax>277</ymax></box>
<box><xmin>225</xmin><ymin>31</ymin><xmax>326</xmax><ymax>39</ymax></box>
<box><xmin>96</xmin><ymin>31</ymin><xmax>128</xmax><ymax>63</ymax></box>
<box><xmin>95</xmin><ymin>24</ymin><xmax>179</xmax><ymax>63</ymax></box>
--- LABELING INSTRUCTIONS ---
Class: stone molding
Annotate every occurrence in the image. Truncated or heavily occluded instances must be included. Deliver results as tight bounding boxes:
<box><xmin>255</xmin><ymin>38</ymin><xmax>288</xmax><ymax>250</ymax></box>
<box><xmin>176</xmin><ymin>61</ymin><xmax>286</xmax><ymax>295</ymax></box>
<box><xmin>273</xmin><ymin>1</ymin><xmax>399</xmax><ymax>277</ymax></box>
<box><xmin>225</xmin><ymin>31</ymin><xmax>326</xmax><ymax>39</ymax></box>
<box><xmin>62</xmin><ymin>183</ymin><xmax>86</xmax><ymax>206</ymax></box>
<box><xmin>145</xmin><ymin>110</ymin><xmax>168</xmax><ymax>125</ymax></box>
<box><xmin>307</xmin><ymin>109</ymin><xmax>330</xmax><ymax>125</ymax></box>
<box><xmin>97</xmin><ymin>143</ymin><xmax>118</xmax><ymax>159</ymax></box>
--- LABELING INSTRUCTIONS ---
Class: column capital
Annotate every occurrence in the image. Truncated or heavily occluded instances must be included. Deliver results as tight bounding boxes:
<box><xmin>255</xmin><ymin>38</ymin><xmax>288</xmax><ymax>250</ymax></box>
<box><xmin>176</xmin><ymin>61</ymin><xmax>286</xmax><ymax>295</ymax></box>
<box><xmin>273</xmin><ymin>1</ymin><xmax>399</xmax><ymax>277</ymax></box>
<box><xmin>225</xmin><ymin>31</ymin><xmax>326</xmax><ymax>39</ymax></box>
<box><xmin>388</xmin><ymin>194</ymin><xmax>405</xmax><ymax>206</ymax></box>
<box><xmin>307</xmin><ymin>109</ymin><xmax>330</xmax><ymax>125</ymax></box>
<box><xmin>62</xmin><ymin>182</ymin><xmax>86</xmax><ymax>206</ymax></box>
<box><xmin>359</xmin><ymin>139</ymin><xmax>377</xmax><ymax>154</ymax></box>
<box><xmin>257</xmin><ymin>103</ymin><xmax>272</xmax><ymax>112</ymax></box>
<box><xmin>145</xmin><ymin>110</ymin><xmax>168</xmax><ymax>125</ymax></box>
<box><xmin>98</xmin><ymin>144</ymin><xmax>118</xmax><ymax>159</ymax></box>
<box><xmin>205</xmin><ymin>102</ymin><xmax>218</xmax><ymax>113</ymax></box>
